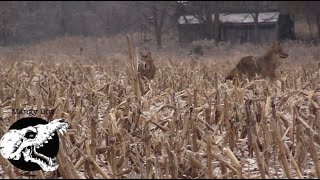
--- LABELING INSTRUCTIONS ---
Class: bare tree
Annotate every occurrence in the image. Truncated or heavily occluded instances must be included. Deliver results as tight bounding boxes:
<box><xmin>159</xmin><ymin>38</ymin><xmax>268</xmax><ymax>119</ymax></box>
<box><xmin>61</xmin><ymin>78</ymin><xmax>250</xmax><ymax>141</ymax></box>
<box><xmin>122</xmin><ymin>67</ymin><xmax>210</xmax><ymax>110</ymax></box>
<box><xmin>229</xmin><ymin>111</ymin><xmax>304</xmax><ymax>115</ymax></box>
<box><xmin>60</xmin><ymin>2</ymin><xmax>67</xmax><ymax>36</ymax></box>
<box><xmin>3</xmin><ymin>1</ymin><xmax>320</xmax><ymax>46</ymax></box>
<box><xmin>136</xmin><ymin>1</ymin><xmax>177</xmax><ymax>49</ymax></box>
<box><xmin>317</xmin><ymin>15</ymin><xmax>320</xmax><ymax>39</ymax></box>
<box><xmin>151</xmin><ymin>3</ymin><xmax>167</xmax><ymax>49</ymax></box>
<box><xmin>241</xmin><ymin>1</ymin><xmax>260</xmax><ymax>44</ymax></box>
<box><xmin>0</xmin><ymin>2</ymin><xmax>15</xmax><ymax>46</ymax></box>
<box><xmin>183</xmin><ymin>1</ymin><xmax>221</xmax><ymax>42</ymax></box>
<box><xmin>279</xmin><ymin>1</ymin><xmax>320</xmax><ymax>40</ymax></box>
<box><xmin>305</xmin><ymin>1</ymin><xmax>320</xmax><ymax>39</ymax></box>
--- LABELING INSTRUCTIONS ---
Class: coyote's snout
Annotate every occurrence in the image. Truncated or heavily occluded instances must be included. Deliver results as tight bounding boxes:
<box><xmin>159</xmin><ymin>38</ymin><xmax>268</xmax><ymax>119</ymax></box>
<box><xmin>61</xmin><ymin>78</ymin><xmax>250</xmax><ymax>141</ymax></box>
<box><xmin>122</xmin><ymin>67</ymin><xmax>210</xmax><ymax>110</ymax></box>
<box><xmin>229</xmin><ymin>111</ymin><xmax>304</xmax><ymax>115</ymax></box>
<box><xmin>138</xmin><ymin>52</ymin><xmax>156</xmax><ymax>80</ymax></box>
<box><xmin>226</xmin><ymin>42</ymin><xmax>288</xmax><ymax>81</ymax></box>
<box><xmin>274</xmin><ymin>43</ymin><xmax>288</xmax><ymax>59</ymax></box>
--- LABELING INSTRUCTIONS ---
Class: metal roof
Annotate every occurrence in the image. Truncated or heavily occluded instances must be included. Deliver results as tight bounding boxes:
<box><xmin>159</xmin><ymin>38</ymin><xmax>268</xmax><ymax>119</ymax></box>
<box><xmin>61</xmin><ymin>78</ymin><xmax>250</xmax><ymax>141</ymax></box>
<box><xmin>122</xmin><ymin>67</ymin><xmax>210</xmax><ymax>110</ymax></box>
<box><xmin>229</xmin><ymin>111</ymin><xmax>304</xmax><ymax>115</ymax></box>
<box><xmin>178</xmin><ymin>15</ymin><xmax>202</xmax><ymax>24</ymax></box>
<box><xmin>220</xmin><ymin>12</ymin><xmax>279</xmax><ymax>23</ymax></box>
<box><xmin>178</xmin><ymin>12</ymin><xmax>280</xmax><ymax>24</ymax></box>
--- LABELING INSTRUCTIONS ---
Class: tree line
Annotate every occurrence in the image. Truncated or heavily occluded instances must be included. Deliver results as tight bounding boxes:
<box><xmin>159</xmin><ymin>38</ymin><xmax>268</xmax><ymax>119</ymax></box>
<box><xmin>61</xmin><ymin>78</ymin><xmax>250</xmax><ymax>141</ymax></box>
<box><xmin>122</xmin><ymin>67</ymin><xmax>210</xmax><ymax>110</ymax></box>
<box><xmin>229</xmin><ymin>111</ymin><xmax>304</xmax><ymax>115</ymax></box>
<box><xmin>0</xmin><ymin>1</ymin><xmax>319</xmax><ymax>47</ymax></box>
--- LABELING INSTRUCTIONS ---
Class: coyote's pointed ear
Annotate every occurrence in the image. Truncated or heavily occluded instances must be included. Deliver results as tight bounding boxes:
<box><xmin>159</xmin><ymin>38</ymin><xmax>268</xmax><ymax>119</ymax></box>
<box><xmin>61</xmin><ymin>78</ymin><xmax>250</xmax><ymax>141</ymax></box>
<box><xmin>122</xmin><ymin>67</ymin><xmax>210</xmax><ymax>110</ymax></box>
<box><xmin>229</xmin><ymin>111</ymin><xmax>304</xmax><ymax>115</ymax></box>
<box><xmin>272</xmin><ymin>41</ymin><xmax>280</xmax><ymax>46</ymax></box>
<box><xmin>140</xmin><ymin>52</ymin><xmax>146</xmax><ymax>57</ymax></box>
<box><xmin>147</xmin><ymin>52</ymin><xmax>151</xmax><ymax>57</ymax></box>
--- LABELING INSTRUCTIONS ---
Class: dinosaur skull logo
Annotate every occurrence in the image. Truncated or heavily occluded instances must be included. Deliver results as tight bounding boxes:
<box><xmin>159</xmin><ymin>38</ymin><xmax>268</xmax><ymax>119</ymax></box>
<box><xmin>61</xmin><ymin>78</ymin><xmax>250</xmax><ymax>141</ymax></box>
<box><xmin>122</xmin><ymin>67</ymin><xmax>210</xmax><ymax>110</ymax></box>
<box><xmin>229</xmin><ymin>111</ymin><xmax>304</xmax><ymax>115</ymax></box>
<box><xmin>0</xmin><ymin>117</ymin><xmax>68</xmax><ymax>172</ymax></box>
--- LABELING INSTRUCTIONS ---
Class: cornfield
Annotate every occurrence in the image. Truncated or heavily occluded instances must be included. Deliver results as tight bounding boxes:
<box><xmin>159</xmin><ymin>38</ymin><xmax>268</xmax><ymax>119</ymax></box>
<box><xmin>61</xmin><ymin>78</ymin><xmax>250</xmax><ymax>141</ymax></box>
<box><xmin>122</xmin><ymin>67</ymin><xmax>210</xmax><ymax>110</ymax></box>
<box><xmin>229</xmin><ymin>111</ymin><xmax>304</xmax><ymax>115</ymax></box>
<box><xmin>0</xmin><ymin>36</ymin><xmax>320</xmax><ymax>179</ymax></box>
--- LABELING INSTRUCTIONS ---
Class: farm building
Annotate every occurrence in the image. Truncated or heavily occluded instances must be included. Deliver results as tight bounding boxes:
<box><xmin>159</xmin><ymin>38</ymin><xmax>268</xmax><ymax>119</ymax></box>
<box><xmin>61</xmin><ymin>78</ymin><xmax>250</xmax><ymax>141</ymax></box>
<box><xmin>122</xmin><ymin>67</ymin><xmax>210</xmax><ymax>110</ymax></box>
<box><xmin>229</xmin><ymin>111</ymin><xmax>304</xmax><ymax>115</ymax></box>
<box><xmin>177</xmin><ymin>12</ymin><xmax>295</xmax><ymax>44</ymax></box>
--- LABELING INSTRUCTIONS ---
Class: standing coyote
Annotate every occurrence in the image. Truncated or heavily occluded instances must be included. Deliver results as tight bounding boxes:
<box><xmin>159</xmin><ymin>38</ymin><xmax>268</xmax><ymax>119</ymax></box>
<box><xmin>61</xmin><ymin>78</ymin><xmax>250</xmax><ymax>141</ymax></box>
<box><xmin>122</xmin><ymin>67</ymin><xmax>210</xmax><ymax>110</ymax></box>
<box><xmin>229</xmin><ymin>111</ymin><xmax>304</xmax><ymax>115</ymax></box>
<box><xmin>138</xmin><ymin>52</ymin><xmax>156</xmax><ymax>95</ymax></box>
<box><xmin>138</xmin><ymin>52</ymin><xmax>156</xmax><ymax>80</ymax></box>
<box><xmin>226</xmin><ymin>42</ymin><xmax>288</xmax><ymax>81</ymax></box>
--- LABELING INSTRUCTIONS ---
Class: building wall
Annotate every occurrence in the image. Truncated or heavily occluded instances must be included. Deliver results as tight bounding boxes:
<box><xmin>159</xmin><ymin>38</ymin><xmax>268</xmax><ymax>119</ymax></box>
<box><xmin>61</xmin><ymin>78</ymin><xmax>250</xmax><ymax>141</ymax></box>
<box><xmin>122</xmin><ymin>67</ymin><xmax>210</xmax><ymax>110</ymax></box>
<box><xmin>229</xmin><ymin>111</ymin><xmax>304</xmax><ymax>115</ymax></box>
<box><xmin>178</xmin><ymin>24</ymin><xmax>207</xmax><ymax>44</ymax></box>
<box><xmin>220</xmin><ymin>24</ymin><xmax>278</xmax><ymax>44</ymax></box>
<box><xmin>219</xmin><ymin>1</ymin><xmax>279</xmax><ymax>13</ymax></box>
<box><xmin>178</xmin><ymin>23</ymin><xmax>278</xmax><ymax>44</ymax></box>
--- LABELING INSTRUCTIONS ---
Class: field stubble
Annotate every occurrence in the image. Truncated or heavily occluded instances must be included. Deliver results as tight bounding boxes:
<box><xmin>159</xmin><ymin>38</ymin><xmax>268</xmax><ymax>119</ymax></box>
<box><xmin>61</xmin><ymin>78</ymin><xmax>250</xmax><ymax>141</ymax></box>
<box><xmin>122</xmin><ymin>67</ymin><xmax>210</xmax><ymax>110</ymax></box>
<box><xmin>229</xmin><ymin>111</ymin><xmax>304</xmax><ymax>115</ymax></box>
<box><xmin>0</xmin><ymin>37</ymin><xmax>320</xmax><ymax>179</ymax></box>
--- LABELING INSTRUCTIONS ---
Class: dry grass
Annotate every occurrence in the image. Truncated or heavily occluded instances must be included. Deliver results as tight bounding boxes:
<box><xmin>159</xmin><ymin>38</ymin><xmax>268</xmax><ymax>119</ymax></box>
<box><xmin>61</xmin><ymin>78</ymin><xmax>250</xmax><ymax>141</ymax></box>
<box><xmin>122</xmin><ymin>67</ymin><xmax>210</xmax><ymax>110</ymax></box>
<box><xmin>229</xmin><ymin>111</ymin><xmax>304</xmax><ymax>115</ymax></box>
<box><xmin>0</xmin><ymin>35</ymin><xmax>320</xmax><ymax>179</ymax></box>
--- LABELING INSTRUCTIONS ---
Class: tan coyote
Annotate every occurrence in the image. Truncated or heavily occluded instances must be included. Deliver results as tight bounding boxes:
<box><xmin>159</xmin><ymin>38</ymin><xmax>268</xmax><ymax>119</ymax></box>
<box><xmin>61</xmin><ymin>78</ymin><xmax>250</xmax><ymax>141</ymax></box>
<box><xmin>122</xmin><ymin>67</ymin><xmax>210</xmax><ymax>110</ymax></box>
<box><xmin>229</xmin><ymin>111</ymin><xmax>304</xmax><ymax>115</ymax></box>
<box><xmin>226</xmin><ymin>42</ymin><xmax>288</xmax><ymax>81</ymax></box>
<box><xmin>138</xmin><ymin>52</ymin><xmax>156</xmax><ymax>95</ymax></box>
<box><xmin>138</xmin><ymin>52</ymin><xmax>156</xmax><ymax>80</ymax></box>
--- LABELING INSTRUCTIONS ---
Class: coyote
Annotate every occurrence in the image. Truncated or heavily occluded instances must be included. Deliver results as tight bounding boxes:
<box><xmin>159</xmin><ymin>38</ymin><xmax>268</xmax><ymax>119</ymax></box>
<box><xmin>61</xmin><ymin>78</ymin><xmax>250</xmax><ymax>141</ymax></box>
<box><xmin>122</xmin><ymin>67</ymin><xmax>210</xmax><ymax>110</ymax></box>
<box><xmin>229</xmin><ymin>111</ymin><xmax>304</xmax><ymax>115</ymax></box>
<box><xmin>138</xmin><ymin>52</ymin><xmax>156</xmax><ymax>80</ymax></box>
<box><xmin>226</xmin><ymin>42</ymin><xmax>288</xmax><ymax>81</ymax></box>
<box><xmin>138</xmin><ymin>52</ymin><xmax>156</xmax><ymax>95</ymax></box>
